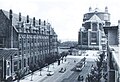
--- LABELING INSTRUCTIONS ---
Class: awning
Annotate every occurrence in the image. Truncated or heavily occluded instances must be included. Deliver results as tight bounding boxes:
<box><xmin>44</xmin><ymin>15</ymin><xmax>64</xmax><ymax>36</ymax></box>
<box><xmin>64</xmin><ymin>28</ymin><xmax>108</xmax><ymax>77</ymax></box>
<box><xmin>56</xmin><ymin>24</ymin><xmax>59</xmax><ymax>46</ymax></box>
<box><xmin>0</xmin><ymin>48</ymin><xmax>18</xmax><ymax>60</ymax></box>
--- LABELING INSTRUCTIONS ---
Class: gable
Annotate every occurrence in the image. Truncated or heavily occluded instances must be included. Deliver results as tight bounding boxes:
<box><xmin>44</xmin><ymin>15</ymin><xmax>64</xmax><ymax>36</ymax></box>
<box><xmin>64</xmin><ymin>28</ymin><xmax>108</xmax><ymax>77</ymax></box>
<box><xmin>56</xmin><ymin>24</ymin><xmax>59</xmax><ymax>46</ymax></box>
<box><xmin>89</xmin><ymin>14</ymin><xmax>102</xmax><ymax>22</ymax></box>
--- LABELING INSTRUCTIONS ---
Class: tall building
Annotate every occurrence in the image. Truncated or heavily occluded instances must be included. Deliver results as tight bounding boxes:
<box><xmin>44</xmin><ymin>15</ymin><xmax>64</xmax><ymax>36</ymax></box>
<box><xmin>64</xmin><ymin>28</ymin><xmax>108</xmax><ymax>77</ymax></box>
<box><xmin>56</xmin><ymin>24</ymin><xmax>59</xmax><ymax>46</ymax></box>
<box><xmin>78</xmin><ymin>7</ymin><xmax>110</xmax><ymax>50</ymax></box>
<box><xmin>0</xmin><ymin>9</ymin><xmax>58</xmax><ymax>81</ymax></box>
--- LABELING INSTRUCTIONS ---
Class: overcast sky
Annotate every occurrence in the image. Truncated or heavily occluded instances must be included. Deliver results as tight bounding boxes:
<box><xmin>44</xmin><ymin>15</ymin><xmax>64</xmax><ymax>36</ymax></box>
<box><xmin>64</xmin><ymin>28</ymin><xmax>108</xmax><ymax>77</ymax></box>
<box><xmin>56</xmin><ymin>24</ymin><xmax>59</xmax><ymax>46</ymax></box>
<box><xmin>0</xmin><ymin>0</ymin><xmax>120</xmax><ymax>42</ymax></box>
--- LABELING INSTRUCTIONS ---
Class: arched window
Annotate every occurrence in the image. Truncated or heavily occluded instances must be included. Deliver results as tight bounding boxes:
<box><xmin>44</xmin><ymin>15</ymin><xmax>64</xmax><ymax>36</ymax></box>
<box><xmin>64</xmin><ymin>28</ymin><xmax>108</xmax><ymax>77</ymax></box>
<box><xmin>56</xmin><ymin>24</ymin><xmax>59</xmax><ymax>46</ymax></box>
<box><xmin>99</xmin><ymin>23</ymin><xmax>103</xmax><ymax>30</ymax></box>
<box><xmin>92</xmin><ymin>23</ymin><xmax>97</xmax><ymax>31</ymax></box>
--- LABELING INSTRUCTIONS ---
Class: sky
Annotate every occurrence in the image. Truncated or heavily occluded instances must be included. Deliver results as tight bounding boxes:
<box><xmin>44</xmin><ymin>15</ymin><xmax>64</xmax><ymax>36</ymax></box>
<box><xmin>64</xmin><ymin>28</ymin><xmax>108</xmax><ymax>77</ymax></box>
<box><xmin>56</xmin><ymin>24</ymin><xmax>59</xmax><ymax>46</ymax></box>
<box><xmin>0</xmin><ymin>0</ymin><xmax>120</xmax><ymax>42</ymax></box>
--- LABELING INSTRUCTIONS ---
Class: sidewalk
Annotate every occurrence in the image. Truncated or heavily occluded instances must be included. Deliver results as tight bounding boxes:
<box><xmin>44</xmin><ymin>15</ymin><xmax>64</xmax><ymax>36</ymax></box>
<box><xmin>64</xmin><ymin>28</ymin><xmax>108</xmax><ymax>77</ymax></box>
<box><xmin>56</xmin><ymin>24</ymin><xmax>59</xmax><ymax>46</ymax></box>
<box><xmin>14</xmin><ymin>60</ymin><xmax>68</xmax><ymax>82</ymax></box>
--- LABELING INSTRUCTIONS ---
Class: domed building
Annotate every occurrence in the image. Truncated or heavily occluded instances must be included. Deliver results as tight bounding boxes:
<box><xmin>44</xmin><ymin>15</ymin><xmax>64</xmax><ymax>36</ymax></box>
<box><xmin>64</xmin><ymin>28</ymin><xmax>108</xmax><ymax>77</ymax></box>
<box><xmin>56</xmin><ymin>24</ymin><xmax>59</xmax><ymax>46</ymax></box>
<box><xmin>78</xmin><ymin>7</ymin><xmax>110</xmax><ymax>50</ymax></box>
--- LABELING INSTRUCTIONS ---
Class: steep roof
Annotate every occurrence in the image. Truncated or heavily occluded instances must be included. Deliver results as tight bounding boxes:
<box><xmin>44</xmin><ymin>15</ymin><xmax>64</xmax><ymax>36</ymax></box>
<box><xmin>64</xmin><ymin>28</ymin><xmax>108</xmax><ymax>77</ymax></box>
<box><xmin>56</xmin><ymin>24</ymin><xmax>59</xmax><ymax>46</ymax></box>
<box><xmin>2</xmin><ymin>9</ymin><xmax>39</xmax><ymax>26</ymax></box>
<box><xmin>90</xmin><ymin>14</ymin><xmax>102</xmax><ymax>22</ymax></box>
<box><xmin>0</xmin><ymin>9</ymin><xmax>57</xmax><ymax>36</ymax></box>
<box><xmin>85</xmin><ymin>14</ymin><xmax>103</xmax><ymax>23</ymax></box>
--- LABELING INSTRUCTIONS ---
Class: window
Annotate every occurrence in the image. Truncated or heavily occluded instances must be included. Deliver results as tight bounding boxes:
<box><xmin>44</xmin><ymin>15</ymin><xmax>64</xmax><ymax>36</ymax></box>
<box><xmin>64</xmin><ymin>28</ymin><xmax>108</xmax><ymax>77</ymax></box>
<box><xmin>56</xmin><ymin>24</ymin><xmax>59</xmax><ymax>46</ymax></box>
<box><xmin>24</xmin><ymin>59</ymin><xmax>26</xmax><ymax>67</ymax></box>
<box><xmin>28</xmin><ymin>58</ymin><xmax>30</xmax><ymax>66</ymax></box>
<box><xmin>35</xmin><ymin>56</ymin><xmax>37</xmax><ymax>63</ymax></box>
<box><xmin>99</xmin><ymin>23</ymin><xmax>103</xmax><ymax>30</ymax></box>
<box><xmin>24</xmin><ymin>38</ymin><xmax>26</xmax><ymax>43</ymax></box>
<box><xmin>28</xmin><ymin>38</ymin><xmax>30</xmax><ymax>43</ymax></box>
<box><xmin>14</xmin><ymin>54</ymin><xmax>17</xmax><ymax>57</ymax></box>
<box><xmin>19</xmin><ymin>60</ymin><xmax>21</xmax><ymax>69</ymax></box>
<box><xmin>14</xmin><ymin>61</ymin><xmax>18</xmax><ymax>72</ymax></box>
<box><xmin>92</xmin><ymin>33</ymin><xmax>97</xmax><ymax>38</ymax></box>
<box><xmin>19</xmin><ymin>51</ymin><xmax>21</xmax><ymax>55</ymax></box>
<box><xmin>92</xmin><ymin>23</ymin><xmax>97</xmax><ymax>31</ymax></box>
<box><xmin>19</xmin><ymin>38</ymin><xmax>22</xmax><ymax>43</ymax></box>
<box><xmin>0</xmin><ymin>37</ymin><xmax>4</xmax><ymax>48</ymax></box>
<box><xmin>91</xmin><ymin>32</ymin><xmax>97</xmax><ymax>44</ymax></box>
<box><xmin>7</xmin><ymin>62</ymin><xmax>10</xmax><ymax>76</ymax></box>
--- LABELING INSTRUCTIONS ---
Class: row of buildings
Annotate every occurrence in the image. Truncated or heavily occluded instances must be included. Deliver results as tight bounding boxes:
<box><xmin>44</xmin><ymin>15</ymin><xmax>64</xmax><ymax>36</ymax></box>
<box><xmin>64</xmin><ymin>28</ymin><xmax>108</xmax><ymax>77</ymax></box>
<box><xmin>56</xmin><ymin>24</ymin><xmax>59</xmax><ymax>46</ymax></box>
<box><xmin>78</xmin><ymin>7</ymin><xmax>120</xmax><ymax>82</ymax></box>
<box><xmin>0</xmin><ymin>9</ymin><xmax>58</xmax><ymax>81</ymax></box>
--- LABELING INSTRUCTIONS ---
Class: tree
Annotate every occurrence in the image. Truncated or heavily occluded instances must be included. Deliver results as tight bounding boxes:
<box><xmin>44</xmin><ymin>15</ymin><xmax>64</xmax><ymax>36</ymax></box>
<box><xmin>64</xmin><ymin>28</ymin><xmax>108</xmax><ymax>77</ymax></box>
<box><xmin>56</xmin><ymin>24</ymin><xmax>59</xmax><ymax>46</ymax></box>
<box><xmin>95</xmin><ymin>51</ymin><xmax>106</xmax><ymax>82</ymax></box>
<box><xmin>45</xmin><ymin>56</ymin><xmax>51</xmax><ymax>72</ymax></box>
<box><xmin>37</xmin><ymin>60</ymin><xmax>44</xmax><ymax>76</ymax></box>
<box><xmin>15</xmin><ymin>69</ymin><xmax>27</xmax><ymax>82</ymax></box>
<box><xmin>15</xmin><ymin>70</ymin><xmax>21</xmax><ymax>82</ymax></box>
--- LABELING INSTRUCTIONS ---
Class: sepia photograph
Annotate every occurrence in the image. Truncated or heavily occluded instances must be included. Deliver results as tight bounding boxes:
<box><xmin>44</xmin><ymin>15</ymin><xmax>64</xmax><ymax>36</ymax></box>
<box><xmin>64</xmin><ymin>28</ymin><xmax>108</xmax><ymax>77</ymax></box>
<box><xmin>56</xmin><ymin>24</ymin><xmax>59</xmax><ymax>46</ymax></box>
<box><xmin>0</xmin><ymin>0</ymin><xmax>120</xmax><ymax>82</ymax></box>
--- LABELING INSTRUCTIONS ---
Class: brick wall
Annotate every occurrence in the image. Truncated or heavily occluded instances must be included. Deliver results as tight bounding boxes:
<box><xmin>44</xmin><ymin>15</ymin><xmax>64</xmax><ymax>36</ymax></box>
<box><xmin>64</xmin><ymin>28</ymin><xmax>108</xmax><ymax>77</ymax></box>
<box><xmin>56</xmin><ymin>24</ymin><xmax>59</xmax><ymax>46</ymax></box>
<box><xmin>108</xmin><ymin>29</ymin><xmax>118</xmax><ymax>45</ymax></box>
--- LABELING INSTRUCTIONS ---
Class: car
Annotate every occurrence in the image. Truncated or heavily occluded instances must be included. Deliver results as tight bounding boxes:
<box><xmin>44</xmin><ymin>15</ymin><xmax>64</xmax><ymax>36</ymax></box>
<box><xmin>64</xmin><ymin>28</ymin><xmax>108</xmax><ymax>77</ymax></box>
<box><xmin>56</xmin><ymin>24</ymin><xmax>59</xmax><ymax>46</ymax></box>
<box><xmin>59</xmin><ymin>68</ymin><xmax>66</xmax><ymax>73</ymax></box>
<box><xmin>47</xmin><ymin>71</ymin><xmax>54</xmax><ymax>76</ymax></box>
<box><xmin>75</xmin><ymin>63</ymin><xmax>84</xmax><ymax>71</ymax></box>
<box><xmin>77</xmin><ymin>75</ymin><xmax>84</xmax><ymax>81</ymax></box>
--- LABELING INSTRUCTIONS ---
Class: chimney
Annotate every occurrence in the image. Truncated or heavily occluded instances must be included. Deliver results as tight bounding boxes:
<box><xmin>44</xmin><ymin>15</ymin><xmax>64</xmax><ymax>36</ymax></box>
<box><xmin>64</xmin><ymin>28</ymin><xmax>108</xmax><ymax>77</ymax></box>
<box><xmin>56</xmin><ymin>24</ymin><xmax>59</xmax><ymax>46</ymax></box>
<box><xmin>33</xmin><ymin>17</ymin><xmax>35</xmax><ymax>27</ymax></box>
<box><xmin>95</xmin><ymin>8</ymin><xmax>98</xmax><ymax>12</ymax></box>
<box><xmin>39</xmin><ymin>19</ymin><xmax>41</xmax><ymax>25</ymax></box>
<box><xmin>44</xmin><ymin>20</ymin><xmax>46</xmax><ymax>26</ymax></box>
<box><xmin>19</xmin><ymin>12</ymin><xmax>21</xmax><ymax>22</ymax></box>
<box><xmin>9</xmin><ymin>9</ymin><xmax>13</xmax><ymax>48</ymax></box>
<box><xmin>27</xmin><ymin>15</ymin><xmax>29</xmax><ymax>23</ymax></box>
<box><xmin>89</xmin><ymin>7</ymin><xmax>92</xmax><ymax>12</ymax></box>
<box><xmin>9</xmin><ymin>9</ymin><xmax>13</xmax><ymax>25</ymax></box>
<box><xmin>105</xmin><ymin>6</ymin><xmax>108</xmax><ymax>13</ymax></box>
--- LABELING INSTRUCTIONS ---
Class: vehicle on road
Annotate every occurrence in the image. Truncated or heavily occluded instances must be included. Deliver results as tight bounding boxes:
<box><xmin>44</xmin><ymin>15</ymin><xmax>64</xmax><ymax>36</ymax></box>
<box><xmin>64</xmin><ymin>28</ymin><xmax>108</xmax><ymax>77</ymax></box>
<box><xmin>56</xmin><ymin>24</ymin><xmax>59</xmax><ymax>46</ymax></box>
<box><xmin>77</xmin><ymin>75</ymin><xmax>84</xmax><ymax>81</ymax></box>
<box><xmin>75</xmin><ymin>63</ymin><xmax>83</xmax><ymax>71</ymax></box>
<box><xmin>59</xmin><ymin>67</ymin><xmax>66</xmax><ymax>73</ymax></box>
<box><xmin>47</xmin><ymin>71</ymin><xmax>54</xmax><ymax>76</ymax></box>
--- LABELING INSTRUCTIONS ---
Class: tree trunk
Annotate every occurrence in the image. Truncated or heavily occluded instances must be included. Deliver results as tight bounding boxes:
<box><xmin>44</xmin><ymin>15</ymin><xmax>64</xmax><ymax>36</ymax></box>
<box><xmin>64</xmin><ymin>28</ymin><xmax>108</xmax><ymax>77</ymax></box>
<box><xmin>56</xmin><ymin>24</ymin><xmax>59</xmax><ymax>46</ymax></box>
<box><xmin>40</xmin><ymin>70</ymin><xmax>42</xmax><ymax>76</ymax></box>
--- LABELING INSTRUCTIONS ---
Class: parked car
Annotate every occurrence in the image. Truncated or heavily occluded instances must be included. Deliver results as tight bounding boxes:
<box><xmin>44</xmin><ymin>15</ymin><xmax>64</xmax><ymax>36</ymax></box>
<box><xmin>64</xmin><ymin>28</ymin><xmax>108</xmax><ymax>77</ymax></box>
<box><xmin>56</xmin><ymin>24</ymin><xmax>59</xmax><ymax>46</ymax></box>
<box><xmin>59</xmin><ymin>67</ymin><xmax>66</xmax><ymax>73</ymax></box>
<box><xmin>47</xmin><ymin>71</ymin><xmax>54</xmax><ymax>76</ymax></box>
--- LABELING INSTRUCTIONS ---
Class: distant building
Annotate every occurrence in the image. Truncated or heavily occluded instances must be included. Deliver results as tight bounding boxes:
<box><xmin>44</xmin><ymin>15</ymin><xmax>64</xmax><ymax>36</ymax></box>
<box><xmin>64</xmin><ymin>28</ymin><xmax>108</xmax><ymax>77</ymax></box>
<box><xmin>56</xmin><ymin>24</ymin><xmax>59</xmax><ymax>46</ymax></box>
<box><xmin>78</xmin><ymin>7</ymin><xmax>110</xmax><ymax>50</ymax></box>
<box><xmin>0</xmin><ymin>9</ymin><xmax>58</xmax><ymax>81</ymax></box>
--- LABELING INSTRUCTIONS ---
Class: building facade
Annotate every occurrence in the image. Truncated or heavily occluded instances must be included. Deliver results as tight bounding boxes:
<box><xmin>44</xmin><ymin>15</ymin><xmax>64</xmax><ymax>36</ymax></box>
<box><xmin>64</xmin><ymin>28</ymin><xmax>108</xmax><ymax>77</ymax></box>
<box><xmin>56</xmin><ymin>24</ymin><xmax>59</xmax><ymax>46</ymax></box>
<box><xmin>0</xmin><ymin>9</ymin><xmax>58</xmax><ymax>81</ymax></box>
<box><xmin>78</xmin><ymin>7</ymin><xmax>110</xmax><ymax>50</ymax></box>
<box><xmin>103</xmin><ymin>22</ymin><xmax>120</xmax><ymax>82</ymax></box>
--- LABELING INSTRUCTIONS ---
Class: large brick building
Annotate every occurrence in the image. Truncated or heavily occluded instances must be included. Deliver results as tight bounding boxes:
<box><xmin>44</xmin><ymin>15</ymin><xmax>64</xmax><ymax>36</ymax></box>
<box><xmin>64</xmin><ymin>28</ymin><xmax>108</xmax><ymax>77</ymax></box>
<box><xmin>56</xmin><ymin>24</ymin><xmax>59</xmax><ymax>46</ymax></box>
<box><xmin>78</xmin><ymin>7</ymin><xmax>110</xmax><ymax>50</ymax></box>
<box><xmin>0</xmin><ymin>9</ymin><xmax>58</xmax><ymax>81</ymax></box>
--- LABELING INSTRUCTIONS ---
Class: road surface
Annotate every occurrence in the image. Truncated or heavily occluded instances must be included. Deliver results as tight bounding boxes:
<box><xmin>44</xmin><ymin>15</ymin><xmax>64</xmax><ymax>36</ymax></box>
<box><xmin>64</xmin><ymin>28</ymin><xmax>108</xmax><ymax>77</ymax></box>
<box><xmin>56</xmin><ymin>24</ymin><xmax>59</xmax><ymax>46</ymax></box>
<box><xmin>39</xmin><ymin>55</ymin><xmax>97</xmax><ymax>82</ymax></box>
